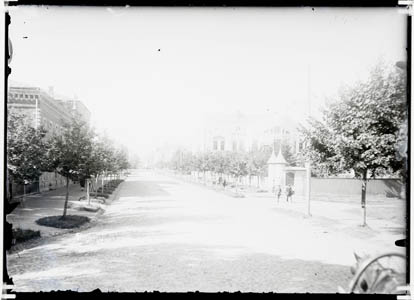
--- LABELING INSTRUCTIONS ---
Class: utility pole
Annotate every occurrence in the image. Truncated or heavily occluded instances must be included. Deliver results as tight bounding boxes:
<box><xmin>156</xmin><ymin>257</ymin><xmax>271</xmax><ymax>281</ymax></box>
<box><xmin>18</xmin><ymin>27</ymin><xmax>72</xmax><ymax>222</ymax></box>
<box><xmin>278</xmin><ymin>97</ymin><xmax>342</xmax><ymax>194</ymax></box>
<box><xmin>306</xmin><ymin>64</ymin><xmax>312</xmax><ymax>217</ymax></box>
<box><xmin>35</xmin><ymin>97</ymin><xmax>39</xmax><ymax>130</ymax></box>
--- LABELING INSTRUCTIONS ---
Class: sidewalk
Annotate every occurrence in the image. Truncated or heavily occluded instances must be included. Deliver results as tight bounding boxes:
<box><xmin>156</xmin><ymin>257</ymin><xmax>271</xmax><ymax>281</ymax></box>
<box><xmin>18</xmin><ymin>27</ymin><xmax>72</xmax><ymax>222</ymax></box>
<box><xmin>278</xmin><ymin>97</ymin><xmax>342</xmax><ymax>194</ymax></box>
<box><xmin>169</xmin><ymin>171</ymin><xmax>406</xmax><ymax>254</ymax></box>
<box><xmin>6</xmin><ymin>182</ymin><xmax>122</xmax><ymax>240</ymax></box>
<box><xmin>246</xmin><ymin>191</ymin><xmax>406</xmax><ymax>255</ymax></box>
<box><xmin>248</xmin><ymin>192</ymin><xmax>406</xmax><ymax>233</ymax></box>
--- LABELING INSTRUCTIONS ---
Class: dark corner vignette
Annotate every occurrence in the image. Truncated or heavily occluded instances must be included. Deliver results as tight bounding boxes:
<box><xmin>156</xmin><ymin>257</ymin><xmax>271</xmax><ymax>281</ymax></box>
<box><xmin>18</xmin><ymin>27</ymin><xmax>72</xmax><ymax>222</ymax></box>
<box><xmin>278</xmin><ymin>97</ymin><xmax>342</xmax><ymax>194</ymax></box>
<box><xmin>4</xmin><ymin>9</ymin><xmax>17</xmax><ymax>289</ymax></box>
<box><xmin>405</xmin><ymin>12</ymin><xmax>411</xmax><ymax>286</ymax></box>
<box><xmin>394</xmin><ymin>10</ymin><xmax>411</xmax><ymax>287</ymax></box>
<box><xmin>3</xmin><ymin>17</ymin><xmax>18</xmax><ymax>300</ymax></box>
<box><xmin>1</xmin><ymin>0</ymin><xmax>405</xmax><ymax>7</ymax></box>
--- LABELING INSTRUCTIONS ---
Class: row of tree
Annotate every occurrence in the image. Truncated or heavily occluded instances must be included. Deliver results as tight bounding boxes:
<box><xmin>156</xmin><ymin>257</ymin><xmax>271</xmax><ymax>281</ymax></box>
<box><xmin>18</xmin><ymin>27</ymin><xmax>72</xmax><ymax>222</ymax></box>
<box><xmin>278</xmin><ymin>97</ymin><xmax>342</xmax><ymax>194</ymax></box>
<box><xmin>165</xmin><ymin>142</ymin><xmax>302</xmax><ymax>185</ymax></box>
<box><xmin>7</xmin><ymin>110</ymin><xmax>130</xmax><ymax>217</ymax></box>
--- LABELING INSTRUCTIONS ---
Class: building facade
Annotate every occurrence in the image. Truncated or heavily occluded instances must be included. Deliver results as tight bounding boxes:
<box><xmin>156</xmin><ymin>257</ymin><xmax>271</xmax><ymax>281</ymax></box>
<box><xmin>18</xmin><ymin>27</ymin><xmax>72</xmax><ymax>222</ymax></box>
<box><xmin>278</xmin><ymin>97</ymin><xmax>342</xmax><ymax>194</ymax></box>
<box><xmin>200</xmin><ymin>111</ymin><xmax>302</xmax><ymax>155</ymax></box>
<box><xmin>7</xmin><ymin>85</ymin><xmax>91</xmax><ymax>194</ymax></box>
<box><xmin>8</xmin><ymin>86</ymin><xmax>91</xmax><ymax>139</ymax></box>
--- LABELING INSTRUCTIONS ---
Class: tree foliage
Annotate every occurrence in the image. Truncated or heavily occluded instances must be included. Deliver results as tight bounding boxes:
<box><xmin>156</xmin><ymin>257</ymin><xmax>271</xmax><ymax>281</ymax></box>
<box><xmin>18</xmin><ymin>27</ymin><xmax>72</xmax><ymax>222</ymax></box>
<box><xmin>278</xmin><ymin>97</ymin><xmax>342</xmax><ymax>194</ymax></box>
<box><xmin>7</xmin><ymin>109</ymin><xmax>49</xmax><ymax>185</ymax></box>
<box><xmin>48</xmin><ymin>118</ymin><xmax>95</xmax><ymax>182</ymax></box>
<box><xmin>300</xmin><ymin>63</ymin><xmax>407</xmax><ymax>180</ymax></box>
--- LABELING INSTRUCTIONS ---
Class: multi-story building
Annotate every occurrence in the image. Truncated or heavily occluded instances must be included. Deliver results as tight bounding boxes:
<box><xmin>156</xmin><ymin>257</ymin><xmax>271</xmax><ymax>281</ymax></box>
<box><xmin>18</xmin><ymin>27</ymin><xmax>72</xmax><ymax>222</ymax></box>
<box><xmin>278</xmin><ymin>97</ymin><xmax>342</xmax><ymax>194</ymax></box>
<box><xmin>7</xmin><ymin>85</ymin><xmax>91</xmax><ymax>194</ymax></box>
<box><xmin>8</xmin><ymin>86</ymin><xmax>91</xmax><ymax>138</ymax></box>
<box><xmin>57</xmin><ymin>98</ymin><xmax>91</xmax><ymax>124</ymax></box>
<box><xmin>199</xmin><ymin>111</ymin><xmax>301</xmax><ymax>155</ymax></box>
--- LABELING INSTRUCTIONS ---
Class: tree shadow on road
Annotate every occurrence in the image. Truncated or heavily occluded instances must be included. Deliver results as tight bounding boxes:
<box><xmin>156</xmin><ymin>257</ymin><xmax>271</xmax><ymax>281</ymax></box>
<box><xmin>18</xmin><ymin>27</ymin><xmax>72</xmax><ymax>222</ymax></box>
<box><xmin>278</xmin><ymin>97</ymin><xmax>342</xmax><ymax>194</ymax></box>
<box><xmin>117</xmin><ymin>180</ymin><xmax>176</xmax><ymax>198</ymax></box>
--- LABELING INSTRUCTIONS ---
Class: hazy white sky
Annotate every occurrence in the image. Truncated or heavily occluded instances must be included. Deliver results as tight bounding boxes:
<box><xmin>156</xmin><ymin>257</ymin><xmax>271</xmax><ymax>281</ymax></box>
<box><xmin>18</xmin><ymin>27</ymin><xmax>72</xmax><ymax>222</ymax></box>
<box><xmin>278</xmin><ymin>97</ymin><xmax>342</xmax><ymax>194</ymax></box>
<box><xmin>8</xmin><ymin>7</ymin><xmax>407</xmax><ymax>157</ymax></box>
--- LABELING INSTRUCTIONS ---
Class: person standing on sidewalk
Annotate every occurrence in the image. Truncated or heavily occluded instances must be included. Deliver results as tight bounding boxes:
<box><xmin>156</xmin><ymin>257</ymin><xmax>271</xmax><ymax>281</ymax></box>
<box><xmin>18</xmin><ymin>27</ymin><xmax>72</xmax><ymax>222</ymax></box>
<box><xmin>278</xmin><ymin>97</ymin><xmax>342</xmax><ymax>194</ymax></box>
<box><xmin>286</xmin><ymin>185</ymin><xmax>294</xmax><ymax>203</ymax></box>
<box><xmin>276</xmin><ymin>185</ymin><xmax>282</xmax><ymax>203</ymax></box>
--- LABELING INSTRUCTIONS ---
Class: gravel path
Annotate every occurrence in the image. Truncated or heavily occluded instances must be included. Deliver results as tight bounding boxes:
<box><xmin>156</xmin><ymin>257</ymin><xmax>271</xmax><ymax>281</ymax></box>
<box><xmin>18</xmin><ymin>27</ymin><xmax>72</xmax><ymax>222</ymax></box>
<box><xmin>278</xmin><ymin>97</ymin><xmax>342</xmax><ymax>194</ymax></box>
<box><xmin>7</xmin><ymin>170</ymin><xmax>403</xmax><ymax>293</ymax></box>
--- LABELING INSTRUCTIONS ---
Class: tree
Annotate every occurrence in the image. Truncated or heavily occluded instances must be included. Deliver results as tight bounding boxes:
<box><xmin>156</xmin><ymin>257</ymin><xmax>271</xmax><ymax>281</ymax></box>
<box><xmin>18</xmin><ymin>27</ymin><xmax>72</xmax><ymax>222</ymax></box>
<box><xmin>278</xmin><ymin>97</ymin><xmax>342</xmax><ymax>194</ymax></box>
<box><xmin>300</xmin><ymin>62</ymin><xmax>407</xmax><ymax>225</ymax></box>
<box><xmin>194</xmin><ymin>152</ymin><xmax>214</xmax><ymax>183</ymax></box>
<box><xmin>113</xmin><ymin>146</ymin><xmax>130</xmax><ymax>175</ymax></box>
<box><xmin>48</xmin><ymin>117</ymin><xmax>95</xmax><ymax>218</ymax></box>
<box><xmin>7</xmin><ymin>109</ymin><xmax>50</xmax><ymax>201</ymax></box>
<box><xmin>247</xmin><ymin>147</ymin><xmax>271</xmax><ymax>186</ymax></box>
<box><xmin>211</xmin><ymin>151</ymin><xmax>231</xmax><ymax>179</ymax></box>
<box><xmin>129</xmin><ymin>154</ymin><xmax>141</xmax><ymax>169</ymax></box>
<box><xmin>274</xmin><ymin>139</ymin><xmax>297</xmax><ymax>167</ymax></box>
<box><xmin>228</xmin><ymin>152</ymin><xmax>248</xmax><ymax>185</ymax></box>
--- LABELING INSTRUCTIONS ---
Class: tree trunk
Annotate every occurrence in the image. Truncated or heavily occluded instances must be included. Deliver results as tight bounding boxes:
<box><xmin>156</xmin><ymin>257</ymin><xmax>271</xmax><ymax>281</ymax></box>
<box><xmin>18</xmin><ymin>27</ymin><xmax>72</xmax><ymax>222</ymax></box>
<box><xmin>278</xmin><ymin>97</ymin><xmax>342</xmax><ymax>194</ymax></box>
<box><xmin>361</xmin><ymin>170</ymin><xmax>368</xmax><ymax>226</ymax></box>
<box><xmin>87</xmin><ymin>179</ymin><xmax>90</xmax><ymax>206</ymax></box>
<box><xmin>22</xmin><ymin>183</ymin><xmax>26</xmax><ymax>208</ymax></box>
<box><xmin>101</xmin><ymin>172</ymin><xmax>104</xmax><ymax>193</ymax></box>
<box><xmin>95</xmin><ymin>176</ymin><xmax>98</xmax><ymax>198</ymax></box>
<box><xmin>62</xmin><ymin>176</ymin><xmax>70</xmax><ymax>218</ymax></box>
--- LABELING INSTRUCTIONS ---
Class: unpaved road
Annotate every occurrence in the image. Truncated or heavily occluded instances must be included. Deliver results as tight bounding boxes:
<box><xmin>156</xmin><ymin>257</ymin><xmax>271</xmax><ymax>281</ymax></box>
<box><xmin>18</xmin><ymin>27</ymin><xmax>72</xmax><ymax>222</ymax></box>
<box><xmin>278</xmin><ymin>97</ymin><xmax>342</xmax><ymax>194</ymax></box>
<box><xmin>7</xmin><ymin>170</ymin><xmax>403</xmax><ymax>292</ymax></box>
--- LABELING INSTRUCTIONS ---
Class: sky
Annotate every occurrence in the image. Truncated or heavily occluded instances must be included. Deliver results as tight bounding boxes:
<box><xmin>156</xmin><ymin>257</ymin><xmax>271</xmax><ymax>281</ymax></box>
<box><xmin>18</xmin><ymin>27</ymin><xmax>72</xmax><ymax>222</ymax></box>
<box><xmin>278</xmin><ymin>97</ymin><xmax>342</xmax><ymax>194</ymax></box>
<box><xmin>8</xmin><ymin>7</ymin><xmax>407</xmax><ymax>158</ymax></box>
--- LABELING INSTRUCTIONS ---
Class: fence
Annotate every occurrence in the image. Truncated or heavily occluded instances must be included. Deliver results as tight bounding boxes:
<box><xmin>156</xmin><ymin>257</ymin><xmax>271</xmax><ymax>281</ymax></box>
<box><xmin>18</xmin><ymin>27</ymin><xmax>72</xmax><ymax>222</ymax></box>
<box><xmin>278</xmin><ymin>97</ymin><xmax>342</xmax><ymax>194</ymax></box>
<box><xmin>185</xmin><ymin>170</ymin><xmax>404</xmax><ymax>199</ymax></box>
<box><xmin>310</xmin><ymin>178</ymin><xmax>404</xmax><ymax>198</ymax></box>
<box><xmin>9</xmin><ymin>180</ymin><xmax>40</xmax><ymax>199</ymax></box>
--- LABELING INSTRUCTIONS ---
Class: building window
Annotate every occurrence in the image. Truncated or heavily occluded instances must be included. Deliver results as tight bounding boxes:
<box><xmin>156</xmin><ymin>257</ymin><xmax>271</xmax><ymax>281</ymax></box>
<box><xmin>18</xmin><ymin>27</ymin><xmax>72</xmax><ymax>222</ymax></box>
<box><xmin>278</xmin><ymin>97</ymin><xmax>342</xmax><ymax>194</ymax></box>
<box><xmin>220</xmin><ymin>140</ymin><xmax>225</xmax><ymax>151</ymax></box>
<box><xmin>24</xmin><ymin>95</ymin><xmax>28</xmax><ymax>98</ymax></box>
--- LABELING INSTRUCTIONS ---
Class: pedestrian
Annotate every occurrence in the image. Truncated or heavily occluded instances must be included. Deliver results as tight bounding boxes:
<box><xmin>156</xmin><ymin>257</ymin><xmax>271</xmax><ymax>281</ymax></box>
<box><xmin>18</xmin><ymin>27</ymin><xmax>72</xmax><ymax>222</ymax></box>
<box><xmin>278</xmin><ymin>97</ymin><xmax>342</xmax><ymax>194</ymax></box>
<box><xmin>276</xmin><ymin>185</ymin><xmax>282</xmax><ymax>203</ymax></box>
<box><xmin>223</xmin><ymin>179</ymin><xmax>227</xmax><ymax>189</ymax></box>
<box><xmin>286</xmin><ymin>185</ymin><xmax>294</xmax><ymax>203</ymax></box>
<box><xmin>80</xmin><ymin>176</ymin><xmax>85</xmax><ymax>191</ymax></box>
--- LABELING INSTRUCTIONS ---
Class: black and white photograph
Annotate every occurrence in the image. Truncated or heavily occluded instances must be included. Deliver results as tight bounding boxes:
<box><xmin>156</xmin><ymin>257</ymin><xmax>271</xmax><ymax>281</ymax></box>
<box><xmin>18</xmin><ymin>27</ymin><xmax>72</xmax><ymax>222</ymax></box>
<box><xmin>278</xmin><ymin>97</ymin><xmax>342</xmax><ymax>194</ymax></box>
<box><xmin>4</xmin><ymin>6</ymin><xmax>409</xmax><ymax>294</ymax></box>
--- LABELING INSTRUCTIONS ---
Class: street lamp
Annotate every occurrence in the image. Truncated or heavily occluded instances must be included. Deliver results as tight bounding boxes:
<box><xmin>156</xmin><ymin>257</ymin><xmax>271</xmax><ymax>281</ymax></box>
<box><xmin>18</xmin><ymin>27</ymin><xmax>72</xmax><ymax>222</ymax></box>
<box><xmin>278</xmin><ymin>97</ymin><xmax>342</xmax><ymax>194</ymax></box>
<box><xmin>305</xmin><ymin>150</ymin><xmax>312</xmax><ymax>217</ymax></box>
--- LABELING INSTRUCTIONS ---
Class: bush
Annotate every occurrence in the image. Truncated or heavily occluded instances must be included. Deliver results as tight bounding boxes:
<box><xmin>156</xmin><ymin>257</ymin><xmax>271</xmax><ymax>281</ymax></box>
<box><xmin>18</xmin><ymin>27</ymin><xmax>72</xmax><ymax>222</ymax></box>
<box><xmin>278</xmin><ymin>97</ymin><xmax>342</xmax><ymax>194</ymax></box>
<box><xmin>36</xmin><ymin>215</ymin><xmax>90</xmax><ymax>229</ymax></box>
<box><xmin>12</xmin><ymin>228</ymin><xmax>41</xmax><ymax>244</ymax></box>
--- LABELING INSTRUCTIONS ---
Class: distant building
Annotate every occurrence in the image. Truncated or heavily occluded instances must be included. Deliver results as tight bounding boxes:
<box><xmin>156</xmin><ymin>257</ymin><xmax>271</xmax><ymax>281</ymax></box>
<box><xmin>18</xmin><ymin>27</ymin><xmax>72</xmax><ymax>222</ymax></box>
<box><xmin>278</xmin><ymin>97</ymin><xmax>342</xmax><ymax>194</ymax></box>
<box><xmin>57</xmin><ymin>98</ymin><xmax>91</xmax><ymax>124</ymax></box>
<box><xmin>199</xmin><ymin>111</ymin><xmax>302</xmax><ymax>154</ymax></box>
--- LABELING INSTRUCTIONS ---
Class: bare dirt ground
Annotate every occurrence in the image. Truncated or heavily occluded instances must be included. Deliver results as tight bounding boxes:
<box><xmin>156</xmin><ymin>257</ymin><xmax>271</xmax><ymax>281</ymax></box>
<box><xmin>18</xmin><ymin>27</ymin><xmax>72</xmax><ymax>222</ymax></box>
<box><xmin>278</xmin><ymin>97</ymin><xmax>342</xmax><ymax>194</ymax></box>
<box><xmin>7</xmin><ymin>170</ymin><xmax>405</xmax><ymax>293</ymax></box>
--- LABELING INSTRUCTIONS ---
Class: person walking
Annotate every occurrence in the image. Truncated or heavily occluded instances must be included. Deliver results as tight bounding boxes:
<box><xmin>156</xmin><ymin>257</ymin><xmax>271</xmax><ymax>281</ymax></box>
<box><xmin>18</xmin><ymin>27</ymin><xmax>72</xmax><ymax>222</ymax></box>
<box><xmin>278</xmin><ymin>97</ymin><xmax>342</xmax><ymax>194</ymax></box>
<box><xmin>286</xmin><ymin>185</ymin><xmax>294</xmax><ymax>203</ymax></box>
<box><xmin>276</xmin><ymin>185</ymin><xmax>282</xmax><ymax>203</ymax></box>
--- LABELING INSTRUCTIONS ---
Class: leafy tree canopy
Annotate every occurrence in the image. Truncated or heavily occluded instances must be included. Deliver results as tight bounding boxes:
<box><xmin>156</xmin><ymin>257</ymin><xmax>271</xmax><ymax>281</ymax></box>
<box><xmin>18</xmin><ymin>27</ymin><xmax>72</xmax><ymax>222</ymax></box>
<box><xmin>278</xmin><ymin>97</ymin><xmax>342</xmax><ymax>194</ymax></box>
<box><xmin>7</xmin><ymin>109</ymin><xmax>50</xmax><ymax>184</ymax></box>
<box><xmin>300</xmin><ymin>62</ymin><xmax>407</xmax><ymax>180</ymax></box>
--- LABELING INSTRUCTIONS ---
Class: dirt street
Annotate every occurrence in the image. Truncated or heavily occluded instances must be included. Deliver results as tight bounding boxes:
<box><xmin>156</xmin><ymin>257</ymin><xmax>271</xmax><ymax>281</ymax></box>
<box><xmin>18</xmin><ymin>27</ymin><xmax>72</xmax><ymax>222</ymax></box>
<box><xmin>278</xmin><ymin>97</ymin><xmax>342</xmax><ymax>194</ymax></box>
<box><xmin>7</xmin><ymin>170</ymin><xmax>404</xmax><ymax>292</ymax></box>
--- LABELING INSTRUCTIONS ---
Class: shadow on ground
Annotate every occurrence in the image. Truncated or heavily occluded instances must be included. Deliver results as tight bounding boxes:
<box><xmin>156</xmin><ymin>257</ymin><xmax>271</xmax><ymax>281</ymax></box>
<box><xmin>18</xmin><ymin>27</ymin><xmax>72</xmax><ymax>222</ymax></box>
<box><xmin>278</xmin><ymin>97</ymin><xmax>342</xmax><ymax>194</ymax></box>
<box><xmin>117</xmin><ymin>179</ymin><xmax>177</xmax><ymax>198</ymax></box>
<box><xmin>7</xmin><ymin>241</ymin><xmax>353</xmax><ymax>293</ymax></box>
